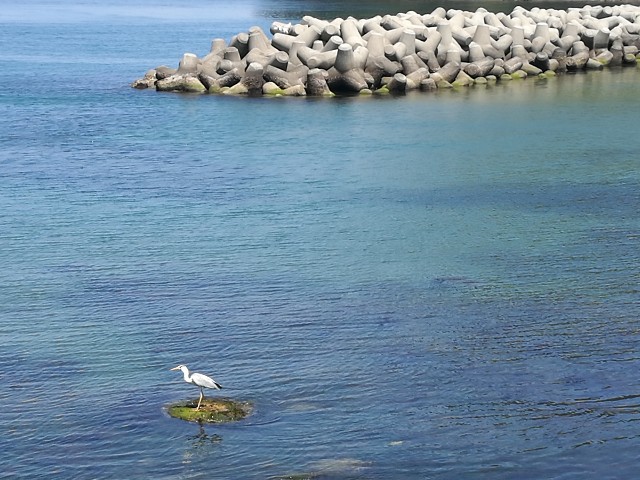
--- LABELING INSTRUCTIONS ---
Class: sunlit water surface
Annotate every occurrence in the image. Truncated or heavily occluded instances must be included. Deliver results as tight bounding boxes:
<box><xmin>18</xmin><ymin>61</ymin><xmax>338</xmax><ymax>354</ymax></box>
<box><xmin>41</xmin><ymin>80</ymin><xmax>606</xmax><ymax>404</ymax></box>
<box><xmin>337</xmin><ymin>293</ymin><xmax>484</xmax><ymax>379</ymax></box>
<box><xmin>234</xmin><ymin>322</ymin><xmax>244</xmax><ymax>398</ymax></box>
<box><xmin>1</xmin><ymin>0</ymin><xmax>640</xmax><ymax>478</ymax></box>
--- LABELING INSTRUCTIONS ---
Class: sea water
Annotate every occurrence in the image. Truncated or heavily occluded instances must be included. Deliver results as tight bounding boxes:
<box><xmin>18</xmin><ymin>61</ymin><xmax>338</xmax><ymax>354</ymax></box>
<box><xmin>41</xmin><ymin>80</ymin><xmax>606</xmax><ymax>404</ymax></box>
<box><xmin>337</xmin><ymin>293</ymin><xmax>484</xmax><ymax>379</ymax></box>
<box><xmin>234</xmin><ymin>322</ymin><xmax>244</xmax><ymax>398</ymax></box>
<box><xmin>1</xmin><ymin>0</ymin><xmax>640</xmax><ymax>478</ymax></box>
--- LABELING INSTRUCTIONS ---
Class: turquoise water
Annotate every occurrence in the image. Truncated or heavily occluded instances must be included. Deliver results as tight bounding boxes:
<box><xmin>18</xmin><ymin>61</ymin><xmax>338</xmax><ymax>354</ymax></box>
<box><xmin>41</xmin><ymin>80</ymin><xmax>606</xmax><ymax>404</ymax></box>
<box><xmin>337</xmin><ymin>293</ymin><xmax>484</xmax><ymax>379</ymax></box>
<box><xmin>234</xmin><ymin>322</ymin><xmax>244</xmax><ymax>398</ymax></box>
<box><xmin>2</xmin><ymin>1</ymin><xmax>640</xmax><ymax>478</ymax></box>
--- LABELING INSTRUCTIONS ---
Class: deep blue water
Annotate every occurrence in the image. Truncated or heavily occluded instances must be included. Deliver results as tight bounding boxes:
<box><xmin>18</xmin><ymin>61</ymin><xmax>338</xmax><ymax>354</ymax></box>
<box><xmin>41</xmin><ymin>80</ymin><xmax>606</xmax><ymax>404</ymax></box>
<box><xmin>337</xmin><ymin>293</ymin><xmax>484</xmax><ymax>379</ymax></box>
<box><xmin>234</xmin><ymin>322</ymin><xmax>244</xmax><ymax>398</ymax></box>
<box><xmin>1</xmin><ymin>1</ymin><xmax>640</xmax><ymax>478</ymax></box>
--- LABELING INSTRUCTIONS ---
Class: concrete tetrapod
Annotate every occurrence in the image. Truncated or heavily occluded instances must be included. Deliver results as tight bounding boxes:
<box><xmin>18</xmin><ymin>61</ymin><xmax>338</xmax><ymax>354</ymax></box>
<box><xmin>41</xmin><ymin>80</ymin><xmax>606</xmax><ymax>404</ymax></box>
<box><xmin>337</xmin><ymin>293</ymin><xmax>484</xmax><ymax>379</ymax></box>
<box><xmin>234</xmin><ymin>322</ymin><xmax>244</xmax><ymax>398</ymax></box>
<box><xmin>133</xmin><ymin>4</ymin><xmax>640</xmax><ymax>97</ymax></box>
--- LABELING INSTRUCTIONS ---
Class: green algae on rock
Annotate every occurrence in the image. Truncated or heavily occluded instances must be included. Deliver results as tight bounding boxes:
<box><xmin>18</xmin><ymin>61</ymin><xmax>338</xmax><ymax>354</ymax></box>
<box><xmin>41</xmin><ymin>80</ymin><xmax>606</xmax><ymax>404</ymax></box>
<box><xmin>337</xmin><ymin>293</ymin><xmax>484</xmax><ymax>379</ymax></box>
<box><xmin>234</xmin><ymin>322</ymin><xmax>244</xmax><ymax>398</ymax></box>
<box><xmin>168</xmin><ymin>398</ymin><xmax>252</xmax><ymax>423</ymax></box>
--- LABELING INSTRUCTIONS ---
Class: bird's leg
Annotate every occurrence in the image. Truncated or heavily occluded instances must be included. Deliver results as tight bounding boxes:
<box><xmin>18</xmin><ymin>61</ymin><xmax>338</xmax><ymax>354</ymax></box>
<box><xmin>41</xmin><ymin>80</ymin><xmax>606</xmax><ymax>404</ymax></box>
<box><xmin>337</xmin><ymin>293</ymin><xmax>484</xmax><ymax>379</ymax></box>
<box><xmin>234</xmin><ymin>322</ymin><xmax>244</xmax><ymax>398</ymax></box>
<box><xmin>196</xmin><ymin>388</ymin><xmax>204</xmax><ymax>410</ymax></box>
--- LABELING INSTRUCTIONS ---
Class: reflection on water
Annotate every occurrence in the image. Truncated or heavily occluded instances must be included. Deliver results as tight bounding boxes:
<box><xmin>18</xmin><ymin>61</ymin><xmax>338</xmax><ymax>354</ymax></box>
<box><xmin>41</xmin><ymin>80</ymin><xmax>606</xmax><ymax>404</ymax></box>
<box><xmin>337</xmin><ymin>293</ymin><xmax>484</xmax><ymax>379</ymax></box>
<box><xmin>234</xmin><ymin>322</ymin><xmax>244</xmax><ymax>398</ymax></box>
<box><xmin>183</xmin><ymin>424</ymin><xmax>223</xmax><ymax>464</ymax></box>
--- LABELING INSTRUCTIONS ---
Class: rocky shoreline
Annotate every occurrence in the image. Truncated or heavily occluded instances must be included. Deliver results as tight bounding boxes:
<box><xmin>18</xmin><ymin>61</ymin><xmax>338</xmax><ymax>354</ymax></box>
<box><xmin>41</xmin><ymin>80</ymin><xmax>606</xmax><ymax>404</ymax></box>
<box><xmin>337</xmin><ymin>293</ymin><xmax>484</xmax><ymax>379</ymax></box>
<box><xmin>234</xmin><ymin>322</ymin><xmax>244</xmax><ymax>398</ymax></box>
<box><xmin>132</xmin><ymin>4</ymin><xmax>640</xmax><ymax>96</ymax></box>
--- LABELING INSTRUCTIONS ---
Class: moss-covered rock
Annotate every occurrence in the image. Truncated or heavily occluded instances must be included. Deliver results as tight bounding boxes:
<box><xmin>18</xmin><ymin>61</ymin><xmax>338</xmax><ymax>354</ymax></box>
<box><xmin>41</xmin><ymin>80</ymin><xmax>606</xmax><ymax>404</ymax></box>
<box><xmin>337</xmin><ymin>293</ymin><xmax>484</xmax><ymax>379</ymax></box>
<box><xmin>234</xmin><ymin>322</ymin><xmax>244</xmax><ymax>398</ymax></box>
<box><xmin>168</xmin><ymin>398</ymin><xmax>252</xmax><ymax>423</ymax></box>
<box><xmin>263</xmin><ymin>81</ymin><xmax>285</xmax><ymax>96</ymax></box>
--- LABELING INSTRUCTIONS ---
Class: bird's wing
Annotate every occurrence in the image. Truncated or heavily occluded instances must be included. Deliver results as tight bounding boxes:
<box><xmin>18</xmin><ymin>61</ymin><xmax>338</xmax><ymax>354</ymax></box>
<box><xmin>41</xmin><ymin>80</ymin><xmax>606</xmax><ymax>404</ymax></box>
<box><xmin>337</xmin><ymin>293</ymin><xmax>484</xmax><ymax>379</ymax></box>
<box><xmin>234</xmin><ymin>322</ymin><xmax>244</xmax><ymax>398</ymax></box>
<box><xmin>191</xmin><ymin>372</ymin><xmax>222</xmax><ymax>390</ymax></box>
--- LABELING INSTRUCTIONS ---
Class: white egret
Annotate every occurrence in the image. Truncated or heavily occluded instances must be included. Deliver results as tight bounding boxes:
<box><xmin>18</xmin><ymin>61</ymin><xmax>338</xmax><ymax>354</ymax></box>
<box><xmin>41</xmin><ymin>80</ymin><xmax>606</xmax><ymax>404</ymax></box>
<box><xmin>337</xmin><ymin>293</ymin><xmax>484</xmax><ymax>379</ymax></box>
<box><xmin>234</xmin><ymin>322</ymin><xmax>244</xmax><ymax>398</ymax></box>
<box><xmin>170</xmin><ymin>364</ymin><xmax>222</xmax><ymax>410</ymax></box>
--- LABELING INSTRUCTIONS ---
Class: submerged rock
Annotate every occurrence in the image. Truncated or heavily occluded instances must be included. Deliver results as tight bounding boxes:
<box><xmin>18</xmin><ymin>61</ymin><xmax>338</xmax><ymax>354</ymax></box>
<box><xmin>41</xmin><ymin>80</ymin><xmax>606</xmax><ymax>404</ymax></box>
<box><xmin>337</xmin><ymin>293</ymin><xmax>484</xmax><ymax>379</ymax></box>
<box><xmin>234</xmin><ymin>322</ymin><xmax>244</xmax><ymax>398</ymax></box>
<box><xmin>271</xmin><ymin>458</ymin><xmax>371</xmax><ymax>480</ymax></box>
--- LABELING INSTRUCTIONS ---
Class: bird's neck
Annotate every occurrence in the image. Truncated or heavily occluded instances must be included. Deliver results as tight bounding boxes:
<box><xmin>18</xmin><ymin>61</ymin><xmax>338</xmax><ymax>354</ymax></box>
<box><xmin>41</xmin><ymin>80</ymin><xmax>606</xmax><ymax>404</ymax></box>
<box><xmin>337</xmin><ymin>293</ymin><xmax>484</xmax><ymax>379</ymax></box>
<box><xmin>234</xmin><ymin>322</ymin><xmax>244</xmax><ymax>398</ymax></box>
<box><xmin>182</xmin><ymin>370</ymin><xmax>191</xmax><ymax>383</ymax></box>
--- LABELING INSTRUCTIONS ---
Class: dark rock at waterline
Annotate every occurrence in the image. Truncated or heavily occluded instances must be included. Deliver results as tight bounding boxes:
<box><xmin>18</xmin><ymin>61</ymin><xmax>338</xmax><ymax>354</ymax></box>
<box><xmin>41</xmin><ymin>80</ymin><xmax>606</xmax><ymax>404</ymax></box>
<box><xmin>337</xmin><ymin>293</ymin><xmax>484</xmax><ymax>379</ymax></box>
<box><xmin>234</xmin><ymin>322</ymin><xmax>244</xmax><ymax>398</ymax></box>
<box><xmin>155</xmin><ymin>65</ymin><xmax>177</xmax><ymax>80</ymax></box>
<box><xmin>306</xmin><ymin>68</ymin><xmax>334</xmax><ymax>96</ymax></box>
<box><xmin>326</xmin><ymin>67</ymin><xmax>369</xmax><ymax>93</ymax></box>
<box><xmin>241</xmin><ymin>62</ymin><xmax>266</xmax><ymax>95</ymax></box>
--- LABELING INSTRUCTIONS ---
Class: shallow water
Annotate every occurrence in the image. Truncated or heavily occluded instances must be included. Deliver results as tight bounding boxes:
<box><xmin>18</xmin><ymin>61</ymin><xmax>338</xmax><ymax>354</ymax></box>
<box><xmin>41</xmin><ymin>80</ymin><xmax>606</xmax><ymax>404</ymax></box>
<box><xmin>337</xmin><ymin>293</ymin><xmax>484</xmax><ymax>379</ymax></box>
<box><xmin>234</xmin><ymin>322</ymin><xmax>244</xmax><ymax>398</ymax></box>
<box><xmin>1</xmin><ymin>0</ymin><xmax>640</xmax><ymax>478</ymax></box>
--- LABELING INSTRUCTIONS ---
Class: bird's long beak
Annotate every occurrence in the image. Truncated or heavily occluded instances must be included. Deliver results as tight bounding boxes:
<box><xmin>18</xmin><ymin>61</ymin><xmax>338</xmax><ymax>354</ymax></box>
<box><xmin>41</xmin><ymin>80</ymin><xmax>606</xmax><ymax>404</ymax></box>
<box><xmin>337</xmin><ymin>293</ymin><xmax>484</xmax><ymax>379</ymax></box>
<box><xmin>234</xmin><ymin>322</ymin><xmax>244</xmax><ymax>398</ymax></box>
<box><xmin>170</xmin><ymin>366</ymin><xmax>180</xmax><ymax>371</ymax></box>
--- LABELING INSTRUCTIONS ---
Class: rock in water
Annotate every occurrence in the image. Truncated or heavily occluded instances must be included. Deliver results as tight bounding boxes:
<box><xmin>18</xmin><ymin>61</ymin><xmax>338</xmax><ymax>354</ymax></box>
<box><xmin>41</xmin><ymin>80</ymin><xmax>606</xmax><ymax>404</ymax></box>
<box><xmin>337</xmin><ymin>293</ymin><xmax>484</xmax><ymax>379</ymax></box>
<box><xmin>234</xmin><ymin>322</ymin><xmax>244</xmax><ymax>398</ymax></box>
<box><xmin>132</xmin><ymin>5</ymin><xmax>640</xmax><ymax>97</ymax></box>
<box><xmin>167</xmin><ymin>398</ymin><xmax>252</xmax><ymax>423</ymax></box>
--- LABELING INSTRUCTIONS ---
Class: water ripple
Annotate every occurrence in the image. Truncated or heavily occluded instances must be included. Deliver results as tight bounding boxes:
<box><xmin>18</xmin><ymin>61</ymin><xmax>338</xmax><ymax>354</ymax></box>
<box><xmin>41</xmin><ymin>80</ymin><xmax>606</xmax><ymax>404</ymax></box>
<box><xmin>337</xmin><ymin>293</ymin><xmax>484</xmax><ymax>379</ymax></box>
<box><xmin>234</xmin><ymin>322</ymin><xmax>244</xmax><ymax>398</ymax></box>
<box><xmin>2</xmin><ymin>2</ymin><xmax>640</xmax><ymax>478</ymax></box>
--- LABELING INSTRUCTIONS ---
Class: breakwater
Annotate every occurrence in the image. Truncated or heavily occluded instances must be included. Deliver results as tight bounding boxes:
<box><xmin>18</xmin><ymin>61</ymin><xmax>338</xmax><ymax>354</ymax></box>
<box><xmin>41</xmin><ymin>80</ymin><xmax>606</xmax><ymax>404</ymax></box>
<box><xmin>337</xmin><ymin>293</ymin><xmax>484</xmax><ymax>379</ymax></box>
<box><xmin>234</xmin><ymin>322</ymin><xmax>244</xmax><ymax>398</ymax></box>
<box><xmin>132</xmin><ymin>4</ymin><xmax>640</xmax><ymax>96</ymax></box>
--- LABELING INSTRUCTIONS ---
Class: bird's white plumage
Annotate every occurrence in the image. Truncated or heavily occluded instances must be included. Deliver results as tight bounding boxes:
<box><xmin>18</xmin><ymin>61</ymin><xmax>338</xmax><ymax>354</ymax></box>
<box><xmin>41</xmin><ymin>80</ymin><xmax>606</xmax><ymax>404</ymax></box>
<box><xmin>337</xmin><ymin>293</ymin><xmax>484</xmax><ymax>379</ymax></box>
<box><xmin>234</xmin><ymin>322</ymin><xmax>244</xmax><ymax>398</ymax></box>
<box><xmin>170</xmin><ymin>364</ymin><xmax>222</xmax><ymax>410</ymax></box>
<box><xmin>190</xmin><ymin>372</ymin><xmax>221</xmax><ymax>390</ymax></box>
